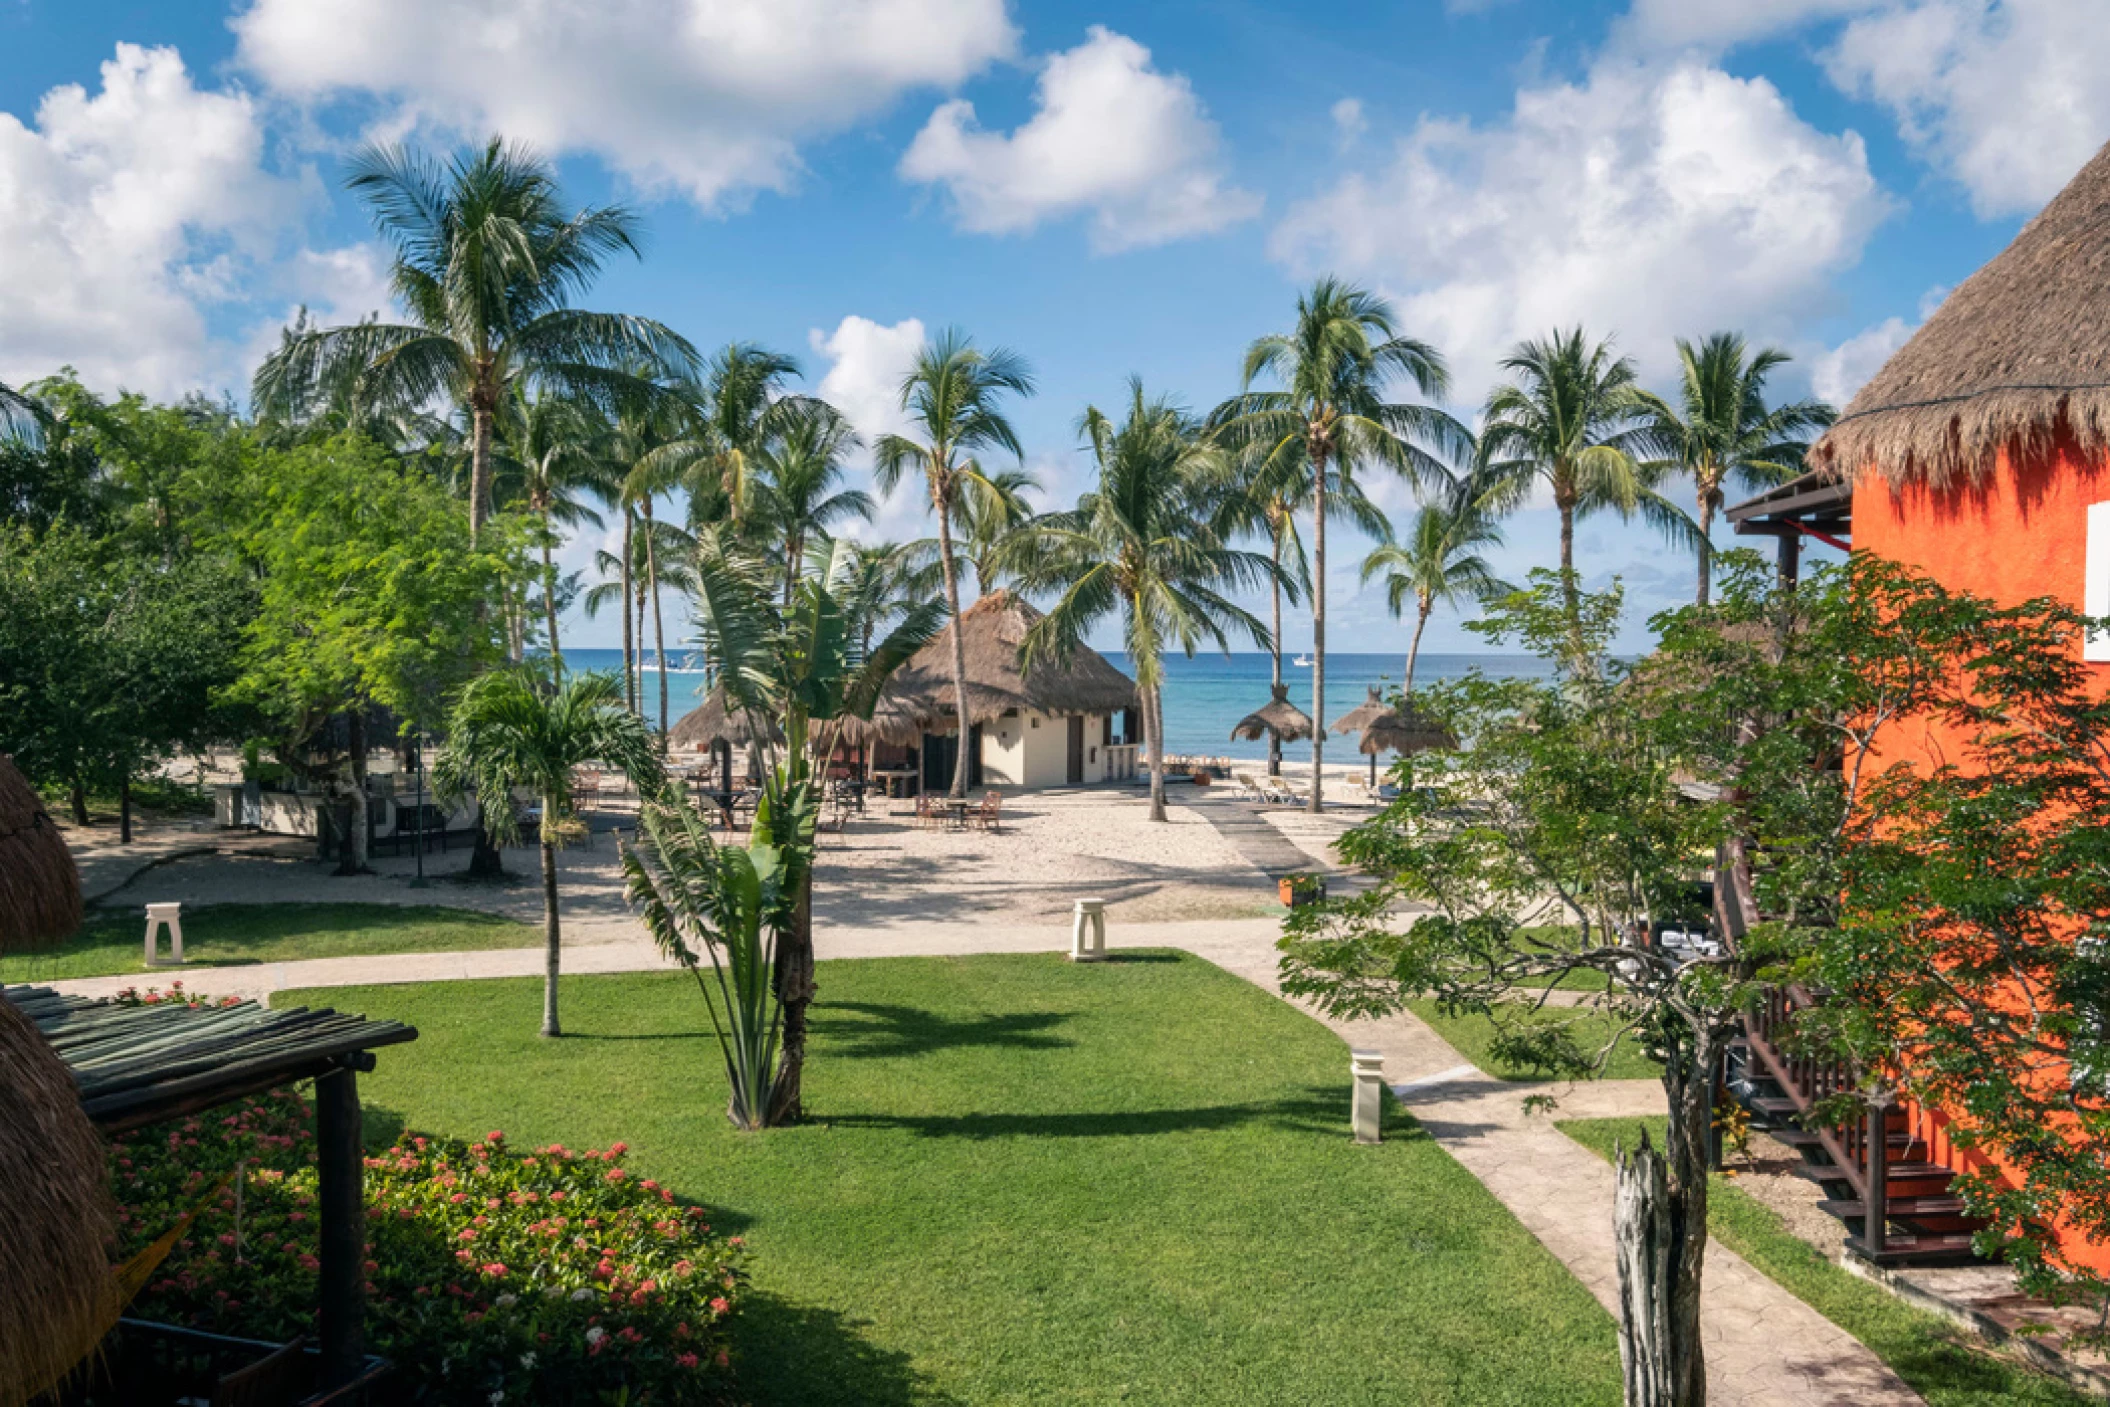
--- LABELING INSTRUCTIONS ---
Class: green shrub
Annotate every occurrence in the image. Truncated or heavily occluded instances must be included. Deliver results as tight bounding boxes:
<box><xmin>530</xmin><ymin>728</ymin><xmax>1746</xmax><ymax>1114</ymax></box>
<box><xmin>114</xmin><ymin>1087</ymin><xmax>747</xmax><ymax>1404</ymax></box>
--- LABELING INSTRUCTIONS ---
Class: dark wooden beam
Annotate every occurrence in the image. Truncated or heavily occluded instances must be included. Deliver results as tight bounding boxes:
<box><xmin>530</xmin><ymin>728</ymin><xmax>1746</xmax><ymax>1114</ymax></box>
<box><xmin>315</xmin><ymin>1061</ymin><xmax>366</xmax><ymax>1386</ymax></box>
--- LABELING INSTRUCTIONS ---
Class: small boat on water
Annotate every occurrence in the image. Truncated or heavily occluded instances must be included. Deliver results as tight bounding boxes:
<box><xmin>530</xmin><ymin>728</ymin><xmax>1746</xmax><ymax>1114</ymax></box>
<box><xmin>1292</xmin><ymin>654</ymin><xmax>1313</xmax><ymax>668</ymax></box>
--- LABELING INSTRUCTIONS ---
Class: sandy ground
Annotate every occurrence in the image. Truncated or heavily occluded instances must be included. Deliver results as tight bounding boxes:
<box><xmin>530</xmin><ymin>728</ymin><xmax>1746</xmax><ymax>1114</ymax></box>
<box><xmin>79</xmin><ymin>777</ymin><xmax>1380</xmax><ymax>937</ymax></box>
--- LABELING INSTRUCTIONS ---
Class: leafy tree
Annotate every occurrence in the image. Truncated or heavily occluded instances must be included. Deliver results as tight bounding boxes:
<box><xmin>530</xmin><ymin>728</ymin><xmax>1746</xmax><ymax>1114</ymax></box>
<box><xmin>491</xmin><ymin>387</ymin><xmax>605</xmax><ymax>670</ymax></box>
<box><xmin>1359</xmin><ymin>477</ymin><xmax>1512</xmax><ymax>692</ymax></box>
<box><xmin>1213</xmin><ymin>279</ymin><xmax>1464</xmax><ymax>811</ymax></box>
<box><xmin>875</xmin><ymin>329</ymin><xmax>1036</xmax><ymax>798</ymax></box>
<box><xmin>750</xmin><ymin>400</ymin><xmax>874</xmax><ymax>602</ymax></box>
<box><xmin>1631</xmin><ymin>334</ymin><xmax>1833</xmax><ymax>604</ymax></box>
<box><xmin>680</xmin><ymin>539</ymin><xmax>946</xmax><ymax>1122</ymax></box>
<box><xmin>434</xmin><ymin>669</ymin><xmax>661</xmax><ymax>1037</ymax></box>
<box><xmin>1477</xmin><ymin>328</ymin><xmax>1688</xmax><ymax>636</ymax></box>
<box><xmin>0</xmin><ymin>377</ymin><xmax>46</xmax><ymax>440</ymax></box>
<box><xmin>949</xmin><ymin>464</ymin><xmax>1039</xmax><ymax>598</ymax></box>
<box><xmin>253</xmin><ymin>139</ymin><xmax>695</xmax><ymax>542</ymax></box>
<box><xmin>1009</xmin><ymin>381</ymin><xmax>1275</xmax><ymax>822</ymax></box>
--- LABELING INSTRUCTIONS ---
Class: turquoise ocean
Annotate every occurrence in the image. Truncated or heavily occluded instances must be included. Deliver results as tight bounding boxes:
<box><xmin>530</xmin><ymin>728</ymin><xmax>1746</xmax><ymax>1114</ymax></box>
<box><xmin>563</xmin><ymin>647</ymin><xmax>1555</xmax><ymax>763</ymax></box>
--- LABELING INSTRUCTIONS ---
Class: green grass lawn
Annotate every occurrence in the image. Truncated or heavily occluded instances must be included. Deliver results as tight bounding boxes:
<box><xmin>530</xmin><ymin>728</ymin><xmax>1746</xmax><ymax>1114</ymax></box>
<box><xmin>291</xmin><ymin>951</ymin><xmax>1626</xmax><ymax>1406</ymax></box>
<box><xmin>0</xmin><ymin>903</ymin><xmax>535</xmax><ymax>983</ymax></box>
<box><xmin>1407</xmin><ymin>998</ymin><xmax>1662</xmax><ymax>1082</ymax></box>
<box><xmin>1559</xmin><ymin>1117</ymin><xmax>2092</xmax><ymax>1407</ymax></box>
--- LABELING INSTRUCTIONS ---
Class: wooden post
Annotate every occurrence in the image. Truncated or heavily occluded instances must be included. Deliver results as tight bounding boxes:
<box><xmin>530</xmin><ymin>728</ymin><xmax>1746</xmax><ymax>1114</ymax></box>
<box><xmin>1614</xmin><ymin>1134</ymin><xmax>1678</xmax><ymax>1407</ymax></box>
<box><xmin>1706</xmin><ymin>1047</ymin><xmax>1726</xmax><ymax>1173</ymax></box>
<box><xmin>1865</xmin><ymin>1091</ymin><xmax>1891</xmax><ymax>1258</ymax></box>
<box><xmin>315</xmin><ymin>1060</ymin><xmax>366</xmax><ymax>1386</ymax></box>
<box><xmin>1776</xmin><ymin>530</ymin><xmax>1801</xmax><ymax>594</ymax></box>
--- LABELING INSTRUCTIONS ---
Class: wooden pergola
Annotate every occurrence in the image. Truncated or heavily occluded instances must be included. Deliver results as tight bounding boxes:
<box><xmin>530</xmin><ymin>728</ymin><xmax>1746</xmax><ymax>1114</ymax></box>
<box><xmin>5</xmin><ymin>985</ymin><xmax>418</xmax><ymax>1395</ymax></box>
<box><xmin>1725</xmin><ymin>468</ymin><xmax>1853</xmax><ymax>587</ymax></box>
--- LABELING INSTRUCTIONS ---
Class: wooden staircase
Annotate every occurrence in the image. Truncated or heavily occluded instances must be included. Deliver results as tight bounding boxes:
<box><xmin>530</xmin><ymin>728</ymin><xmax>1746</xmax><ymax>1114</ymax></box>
<box><xmin>1729</xmin><ymin>984</ymin><xmax>1988</xmax><ymax>1266</ymax></box>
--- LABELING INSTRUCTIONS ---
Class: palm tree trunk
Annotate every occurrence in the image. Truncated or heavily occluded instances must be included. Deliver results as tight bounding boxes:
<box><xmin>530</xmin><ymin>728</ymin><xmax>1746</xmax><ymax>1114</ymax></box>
<box><xmin>539</xmin><ymin>824</ymin><xmax>562</xmax><ymax>1038</ymax></box>
<box><xmin>1143</xmin><ymin>661</ymin><xmax>1168</xmax><ymax>823</ymax></box>
<box><xmin>69</xmin><ymin>776</ymin><xmax>88</xmax><ymax>826</ymax></box>
<box><xmin>620</xmin><ymin>509</ymin><xmax>637</xmax><ymax>716</ymax></box>
<box><xmin>1269</xmin><ymin>527</ymin><xmax>1285</xmax><ymax>779</ymax></box>
<box><xmin>765</xmin><ymin>877</ymin><xmax>815</xmax><ymax>1126</ymax></box>
<box><xmin>1309</xmin><ymin>456</ymin><xmax>1327</xmax><ymax>815</ymax></box>
<box><xmin>541</xmin><ymin>526</ymin><xmax>564</xmax><ymax>675</ymax></box>
<box><xmin>119</xmin><ymin>772</ymin><xmax>132</xmax><ymax>845</ymax></box>
<box><xmin>469</xmin><ymin>401</ymin><xmax>494</xmax><ymax>543</ymax></box>
<box><xmin>643</xmin><ymin>501</ymin><xmax>669</xmax><ymax>752</ymax></box>
<box><xmin>1695</xmin><ymin>492</ymin><xmax>1716</xmax><ymax>607</ymax></box>
<box><xmin>1557</xmin><ymin>488</ymin><xmax>1580</xmax><ymax>624</ymax></box>
<box><xmin>933</xmin><ymin>477</ymin><xmax>973</xmax><ymax>799</ymax></box>
<box><xmin>1406</xmin><ymin>600</ymin><xmax>1432</xmax><ymax>694</ymax></box>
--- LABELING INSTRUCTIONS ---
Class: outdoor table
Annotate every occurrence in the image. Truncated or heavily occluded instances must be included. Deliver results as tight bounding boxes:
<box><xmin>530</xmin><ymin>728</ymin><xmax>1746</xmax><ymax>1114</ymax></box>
<box><xmin>872</xmin><ymin>768</ymin><xmax>919</xmax><ymax>799</ymax></box>
<box><xmin>936</xmin><ymin>798</ymin><xmax>974</xmax><ymax>832</ymax></box>
<box><xmin>694</xmin><ymin>785</ymin><xmax>759</xmax><ymax>831</ymax></box>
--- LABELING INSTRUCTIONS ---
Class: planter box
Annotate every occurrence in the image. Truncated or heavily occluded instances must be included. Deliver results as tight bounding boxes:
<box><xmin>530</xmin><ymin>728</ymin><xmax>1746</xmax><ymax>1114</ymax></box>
<box><xmin>1279</xmin><ymin>876</ymin><xmax>1328</xmax><ymax>908</ymax></box>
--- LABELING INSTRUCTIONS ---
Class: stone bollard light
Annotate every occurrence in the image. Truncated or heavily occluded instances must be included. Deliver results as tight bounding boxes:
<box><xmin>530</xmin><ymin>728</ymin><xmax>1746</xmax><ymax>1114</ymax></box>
<box><xmin>145</xmin><ymin>901</ymin><xmax>186</xmax><ymax>967</ymax></box>
<box><xmin>1068</xmin><ymin>897</ymin><xmax>1107</xmax><ymax>962</ymax></box>
<box><xmin>1351</xmin><ymin>1049</ymin><xmax>1384</xmax><ymax>1144</ymax></box>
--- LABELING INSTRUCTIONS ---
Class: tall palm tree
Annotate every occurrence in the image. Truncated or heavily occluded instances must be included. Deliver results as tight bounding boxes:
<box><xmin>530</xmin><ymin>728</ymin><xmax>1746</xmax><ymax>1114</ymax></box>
<box><xmin>951</xmin><ymin>465</ymin><xmax>1039</xmax><ymax>597</ymax></box>
<box><xmin>1632</xmin><ymin>333</ymin><xmax>1835</xmax><ymax>604</ymax></box>
<box><xmin>751</xmin><ymin>402</ymin><xmax>875</xmax><ymax>602</ymax></box>
<box><xmin>1360</xmin><ymin>481</ymin><xmax>1512</xmax><ymax>692</ymax></box>
<box><xmin>491</xmin><ymin>388</ymin><xmax>604</xmax><ymax>671</ymax></box>
<box><xmin>874</xmin><ymin>329</ymin><xmax>1036</xmax><ymax>798</ymax></box>
<box><xmin>253</xmin><ymin>138</ymin><xmax>696</xmax><ymax>542</ymax></box>
<box><xmin>1213</xmin><ymin>279</ymin><xmax>1465</xmax><ymax>812</ymax></box>
<box><xmin>688</xmin><ymin>343</ymin><xmax>808</xmax><ymax>526</ymax></box>
<box><xmin>1010</xmin><ymin>381</ymin><xmax>1274</xmax><ymax>823</ymax></box>
<box><xmin>1477</xmin><ymin>328</ymin><xmax>1689</xmax><ymax>632</ymax></box>
<box><xmin>434</xmin><ymin>669</ymin><xmax>661</xmax><ymax>1037</ymax></box>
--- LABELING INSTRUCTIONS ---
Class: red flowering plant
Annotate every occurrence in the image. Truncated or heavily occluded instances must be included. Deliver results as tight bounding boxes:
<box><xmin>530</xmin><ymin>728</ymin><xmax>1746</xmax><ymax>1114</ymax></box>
<box><xmin>111</xmin><ymin>1088</ymin><xmax>747</xmax><ymax>1404</ymax></box>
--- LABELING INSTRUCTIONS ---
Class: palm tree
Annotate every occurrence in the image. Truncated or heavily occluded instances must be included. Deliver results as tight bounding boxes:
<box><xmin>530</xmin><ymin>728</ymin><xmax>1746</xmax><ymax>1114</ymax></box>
<box><xmin>0</xmin><ymin>380</ymin><xmax>47</xmax><ymax>441</ymax></box>
<box><xmin>687</xmin><ymin>343</ymin><xmax>808</xmax><ymax>526</ymax></box>
<box><xmin>1213</xmin><ymin>279</ymin><xmax>1465</xmax><ymax>812</ymax></box>
<box><xmin>253</xmin><ymin>138</ymin><xmax>696</xmax><ymax>542</ymax></box>
<box><xmin>1632</xmin><ymin>333</ymin><xmax>1835</xmax><ymax>604</ymax></box>
<box><xmin>874</xmin><ymin>329</ymin><xmax>1035</xmax><ymax>798</ymax></box>
<box><xmin>951</xmin><ymin>466</ymin><xmax>1039</xmax><ymax>597</ymax></box>
<box><xmin>751</xmin><ymin>402</ymin><xmax>875</xmax><ymax>602</ymax></box>
<box><xmin>1477</xmin><ymin>328</ymin><xmax>1690</xmax><ymax>631</ymax></box>
<box><xmin>1360</xmin><ymin>481</ymin><xmax>1512</xmax><ymax>692</ymax></box>
<box><xmin>1010</xmin><ymin>381</ymin><xmax>1274</xmax><ymax>822</ymax></box>
<box><xmin>434</xmin><ymin>669</ymin><xmax>661</xmax><ymax>1037</ymax></box>
<box><xmin>491</xmin><ymin>388</ymin><xmax>604</xmax><ymax>671</ymax></box>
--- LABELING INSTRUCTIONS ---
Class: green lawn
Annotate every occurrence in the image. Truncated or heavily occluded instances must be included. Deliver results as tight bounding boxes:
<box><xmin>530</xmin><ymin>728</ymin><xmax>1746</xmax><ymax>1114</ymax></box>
<box><xmin>291</xmin><ymin>952</ymin><xmax>1626</xmax><ymax>1406</ymax></box>
<box><xmin>1559</xmin><ymin>1117</ymin><xmax>2092</xmax><ymax>1407</ymax></box>
<box><xmin>1408</xmin><ymin>998</ymin><xmax>1662</xmax><ymax>1082</ymax></box>
<box><xmin>0</xmin><ymin>903</ymin><xmax>534</xmax><ymax>983</ymax></box>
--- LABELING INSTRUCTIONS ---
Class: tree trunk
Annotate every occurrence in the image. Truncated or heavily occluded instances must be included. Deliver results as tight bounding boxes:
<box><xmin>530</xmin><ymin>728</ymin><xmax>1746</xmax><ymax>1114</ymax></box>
<box><xmin>469</xmin><ymin>401</ymin><xmax>493</xmax><ymax>544</ymax></box>
<box><xmin>1405</xmin><ymin>599</ymin><xmax>1432</xmax><ymax>694</ymax></box>
<box><xmin>541</xmin><ymin>525</ymin><xmax>564</xmax><ymax>675</ymax></box>
<box><xmin>1695</xmin><ymin>491</ymin><xmax>1716</xmax><ymax>607</ymax></box>
<box><xmin>539</xmin><ymin>829</ymin><xmax>562</xmax><ymax>1037</ymax></box>
<box><xmin>1309</xmin><ymin>455</ymin><xmax>1327</xmax><ymax>814</ymax></box>
<box><xmin>620</xmin><ymin>510</ymin><xmax>637</xmax><ymax>715</ymax></box>
<box><xmin>933</xmin><ymin>477</ymin><xmax>973</xmax><ymax>799</ymax></box>
<box><xmin>347</xmin><ymin>709</ymin><xmax>369</xmax><ymax>874</ymax></box>
<box><xmin>643</xmin><ymin>501</ymin><xmax>669</xmax><ymax>753</ymax></box>
<box><xmin>1145</xmin><ymin>675</ymin><xmax>1167</xmax><ymax>823</ymax></box>
<box><xmin>69</xmin><ymin>776</ymin><xmax>88</xmax><ymax>826</ymax></box>
<box><xmin>1614</xmin><ymin>1038</ymin><xmax>1717</xmax><ymax>1407</ymax></box>
<box><xmin>119</xmin><ymin>772</ymin><xmax>132</xmax><ymax>845</ymax></box>
<box><xmin>1269</xmin><ymin>527</ymin><xmax>1285</xmax><ymax>778</ymax></box>
<box><xmin>766</xmin><ymin>875</ymin><xmax>815</xmax><ymax>1125</ymax></box>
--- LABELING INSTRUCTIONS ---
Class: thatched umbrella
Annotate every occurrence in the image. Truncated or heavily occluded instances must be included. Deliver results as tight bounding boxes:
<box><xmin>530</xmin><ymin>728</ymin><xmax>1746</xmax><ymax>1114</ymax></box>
<box><xmin>0</xmin><ymin>754</ymin><xmax>83</xmax><ymax>952</ymax></box>
<box><xmin>1331</xmin><ymin>688</ymin><xmax>1456</xmax><ymax>785</ymax></box>
<box><xmin>0</xmin><ymin>757</ymin><xmax>114</xmax><ymax>1402</ymax></box>
<box><xmin>1809</xmin><ymin>137</ymin><xmax>2110</xmax><ymax>488</ymax></box>
<box><xmin>1231</xmin><ymin>685</ymin><xmax>1314</xmax><ymax>745</ymax></box>
<box><xmin>668</xmin><ymin>687</ymin><xmax>783</xmax><ymax>791</ymax></box>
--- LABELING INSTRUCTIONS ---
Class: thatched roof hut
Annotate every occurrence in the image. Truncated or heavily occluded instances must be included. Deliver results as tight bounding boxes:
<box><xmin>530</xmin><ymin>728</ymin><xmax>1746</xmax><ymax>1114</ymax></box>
<box><xmin>1810</xmin><ymin>138</ymin><xmax>2110</xmax><ymax>488</ymax></box>
<box><xmin>0</xmin><ymin>754</ymin><xmax>83</xmax><ymax>952</ymax></box>
<box><xmin>1331</xmin><ymin>688</ymin><xmax>1455</xmax><ymax>783</ymax></box>
<box><xmin>1230</xmin><ymin>685</ymin><xmax>1313</xmax><ymax>743</ymax></box>
<box><xmin>875</xmin><ymin>591</ymin><xmax>1137</xmax><ymax>729</ymax></box>
<box><xmin>667</xmin><ymin>686</ymin><xmax>784</xmax><ymax>750</ymax></box>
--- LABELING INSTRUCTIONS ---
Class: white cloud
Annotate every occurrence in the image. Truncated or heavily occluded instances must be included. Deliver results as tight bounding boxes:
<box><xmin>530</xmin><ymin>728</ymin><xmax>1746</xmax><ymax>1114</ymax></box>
<box><xmin>1615</xmin><ymin>0</ymin><xmax>1880</xmax><ymax>52</ymax></box>
<box><xmin>900</xmin><ymin>26</ymin><xmax>1260</xmax><ymax>252</ymax></box>
<box><xmin>232</xmin><ymin>0</ymin><xmax>1018</xmax><ymax>211</ymax></box>
<box><xmin>1331</xmin><ymin>98</ymin><xmax>1367</xmax><ymax>144</ymax></box>
<box><xmin>0</xmin><ymin>43</ymin><xmax>322</xmax><ymax>397</ymax></box>
<box><xmin>1808</xmin><ymin>284</ymin><xmax>1949</xmax><ymax>408</ymax></box>
<box><xmin>1270</xmin><ymin>60</ymin><xmax>1890</xmax><ymax>403</ymax></box>
<box><xmin>1824</xmin><ymin>0</ymin><xmax>2110</xmax><ymax>216</ymax></box>
<box><xmin>810</xmin><ymin>314</ymin><xmax>930</xmax><ymax>539</ymax></box>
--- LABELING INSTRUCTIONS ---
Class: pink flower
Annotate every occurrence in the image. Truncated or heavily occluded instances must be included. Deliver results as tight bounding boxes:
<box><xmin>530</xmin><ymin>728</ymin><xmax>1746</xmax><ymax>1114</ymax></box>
<box><xmin>481</xmin><ymin>1263</ymin><xmax>506</xmax><ymax>1278</ymax></box>
<box><xmin>710</xmin><ymin>1296</ymin><xmax>730</xmax><ymax>1314</ymax></box>
<box><xmin>609</xmin><ymin>1141</ymin><xmax>628</xmax><ymax>1155</ymax></box>
<box><xmin>486</xmin><ymin>1130</ymin><xmax>504</xmax><ymax>1143</ymax></box>
<box><xmin>676</xmin><ymin>1352</ymin><xmax>699</xmax><ymax>1369</ymax></box>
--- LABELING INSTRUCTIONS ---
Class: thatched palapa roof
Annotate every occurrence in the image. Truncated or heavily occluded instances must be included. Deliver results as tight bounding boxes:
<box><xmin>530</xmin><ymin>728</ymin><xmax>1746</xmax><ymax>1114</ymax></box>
<box><xmin>1810</xmin><ymin>138</ymin><xmax>2110</xmax><ymax>487</ymax></box>
<box><xmin>0</xmin><ymin>754</ymin><xmax>83</xmax><ymax>952</ymax></box>
<box><xmin>1331</xmin><ymin>687</ymin><xmax>1455</xmax><ymax>756</ymax></box>
<box><xmin>668</xmin><ymin>686</ymin><xmax>784</xmax><ymax>750</ymax></box>
<box><xmin>874</xmin><ymin>591</ymin><xmax>1137</xmax><ymax>731</ymax></box>
<box><xmin>1231</xmin><ymin>684</ymin><xmax>1314</xmax><ymax>743</ymax></box>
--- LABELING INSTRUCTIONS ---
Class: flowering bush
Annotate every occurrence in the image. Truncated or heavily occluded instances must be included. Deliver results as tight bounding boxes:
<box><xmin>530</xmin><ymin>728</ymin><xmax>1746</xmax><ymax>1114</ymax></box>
<box><xmin>110</xmin><ymin>981</ymin><xmax>243</xmax><ymax>1008</ymax></box>
<box><xmin>112</xmin><ymin>1087</ymin><xmax>747</xmax><ymax>1404</ymax></box>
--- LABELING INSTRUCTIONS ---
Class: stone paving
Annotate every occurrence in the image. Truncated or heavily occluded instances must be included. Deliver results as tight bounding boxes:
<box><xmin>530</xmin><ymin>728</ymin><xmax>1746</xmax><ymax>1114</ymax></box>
<box><xmin>40</xmin><ymin>907</ymin><xmax>1923</xmax><ymax>1404</ymax></box>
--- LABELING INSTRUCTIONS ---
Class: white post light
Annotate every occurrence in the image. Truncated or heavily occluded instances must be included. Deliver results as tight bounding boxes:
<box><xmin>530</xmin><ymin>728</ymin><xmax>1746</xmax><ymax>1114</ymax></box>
<box><xmin>1069</xmin><ymin>897</ymin><xmax>1107</xmax><ymax>962</ymax></box>
<box><xmin>1351</xmin><ymin>1049</ymin><xmax>1384</xmax><ymax>1144</ymax></box>
<box><xmin>144</xmin><ymin>902</ymin><xmax>185</xmax><ymax>966</ymax></box>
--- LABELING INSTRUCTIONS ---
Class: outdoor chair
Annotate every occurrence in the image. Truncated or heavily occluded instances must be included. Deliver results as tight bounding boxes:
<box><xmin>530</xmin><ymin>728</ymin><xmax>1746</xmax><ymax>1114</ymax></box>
<box><xmin>972</xmin><ymin>790</ymin><xmax>1002</xmax><ymax>833</ymax></box>
<box><xmin>914</xmin><ymin>793</ymin><xmax>937</xmax><ymax>830</ymax></box>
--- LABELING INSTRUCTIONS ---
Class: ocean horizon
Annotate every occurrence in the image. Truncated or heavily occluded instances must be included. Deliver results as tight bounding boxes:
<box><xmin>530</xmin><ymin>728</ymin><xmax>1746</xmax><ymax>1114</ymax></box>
<box><xmin>559</xmin><ymin>647</ymin><xmax>1554</xmax><ymax>762</ymax></box>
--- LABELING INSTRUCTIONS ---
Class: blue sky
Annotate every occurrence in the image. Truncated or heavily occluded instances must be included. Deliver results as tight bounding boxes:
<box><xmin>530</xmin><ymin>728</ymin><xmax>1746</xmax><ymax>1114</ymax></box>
<box><xmin>3</xmin><ymin>0</ymin><xmax>2104</xmax><ymax>654</ymax></box>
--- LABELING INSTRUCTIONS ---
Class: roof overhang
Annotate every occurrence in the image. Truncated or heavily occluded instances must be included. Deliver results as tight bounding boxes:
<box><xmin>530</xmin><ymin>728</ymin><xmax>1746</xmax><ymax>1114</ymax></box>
<box><xmin>1725</xmin><ymin>469</ymin><xmax>1852</xmax><ymax>550</ymax></box>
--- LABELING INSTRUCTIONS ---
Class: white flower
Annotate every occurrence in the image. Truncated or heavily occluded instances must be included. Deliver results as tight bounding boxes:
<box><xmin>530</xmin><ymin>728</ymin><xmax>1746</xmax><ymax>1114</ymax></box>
<box><xmin>570</xmin><ymin>1288</ymin><xmax>595</xmax><ymax>1303</ymax></box>
<box><xmin>585</xmin><ymin>1326</ymin><xmax>606</xmax><ymax>1347</ymax></box>
<box><xmin>488</xmin><ymin>1393</ymin><xmax>505</xmax><ymax>1406</ymax></box>
<box><xmin>519</xmin><ymin>1351</ymin><xmax>538</xmax><ymax>1371</ymax></box>
<box><xmin>495</xmin><ymin>1293</ymin><xmax>518</xmax><ymax>1308</ymax></box>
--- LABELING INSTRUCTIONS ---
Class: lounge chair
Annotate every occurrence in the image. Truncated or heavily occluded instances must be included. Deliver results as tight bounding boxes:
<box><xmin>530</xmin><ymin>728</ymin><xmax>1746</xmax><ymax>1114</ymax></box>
<box><xmin>971</xmin><ymin>790</ymin><xmax>1002</xmax><ymax>833</ymax></box>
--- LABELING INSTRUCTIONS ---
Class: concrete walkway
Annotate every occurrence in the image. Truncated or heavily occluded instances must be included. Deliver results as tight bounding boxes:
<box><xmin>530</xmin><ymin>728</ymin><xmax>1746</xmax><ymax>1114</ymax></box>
<box><xmin>40</xmin><ymin>913</ymin><xmax>1921</xmax><ymax>1405</ymax></box>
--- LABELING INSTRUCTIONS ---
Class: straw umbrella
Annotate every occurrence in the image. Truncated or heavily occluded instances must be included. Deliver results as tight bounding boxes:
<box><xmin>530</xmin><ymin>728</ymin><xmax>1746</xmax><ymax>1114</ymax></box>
<box><xmin>669</xmin><ymin>685</ymin><xmax>785</xmax><ymax>790</ymax></box>
<box><xmin>1230</xmin><ymin>685</ymin><xmax>1313</xmax><ymax>769</ymax></box>
<box><xmin>1331</xmin><ymin>687</ymin><xmax>1456</xmax><ymax>785</ymax></box>
<box><xmin>0</xmin><ymin>755</ymin><xmax>116</xmax><ymax>1403</ymax></box>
